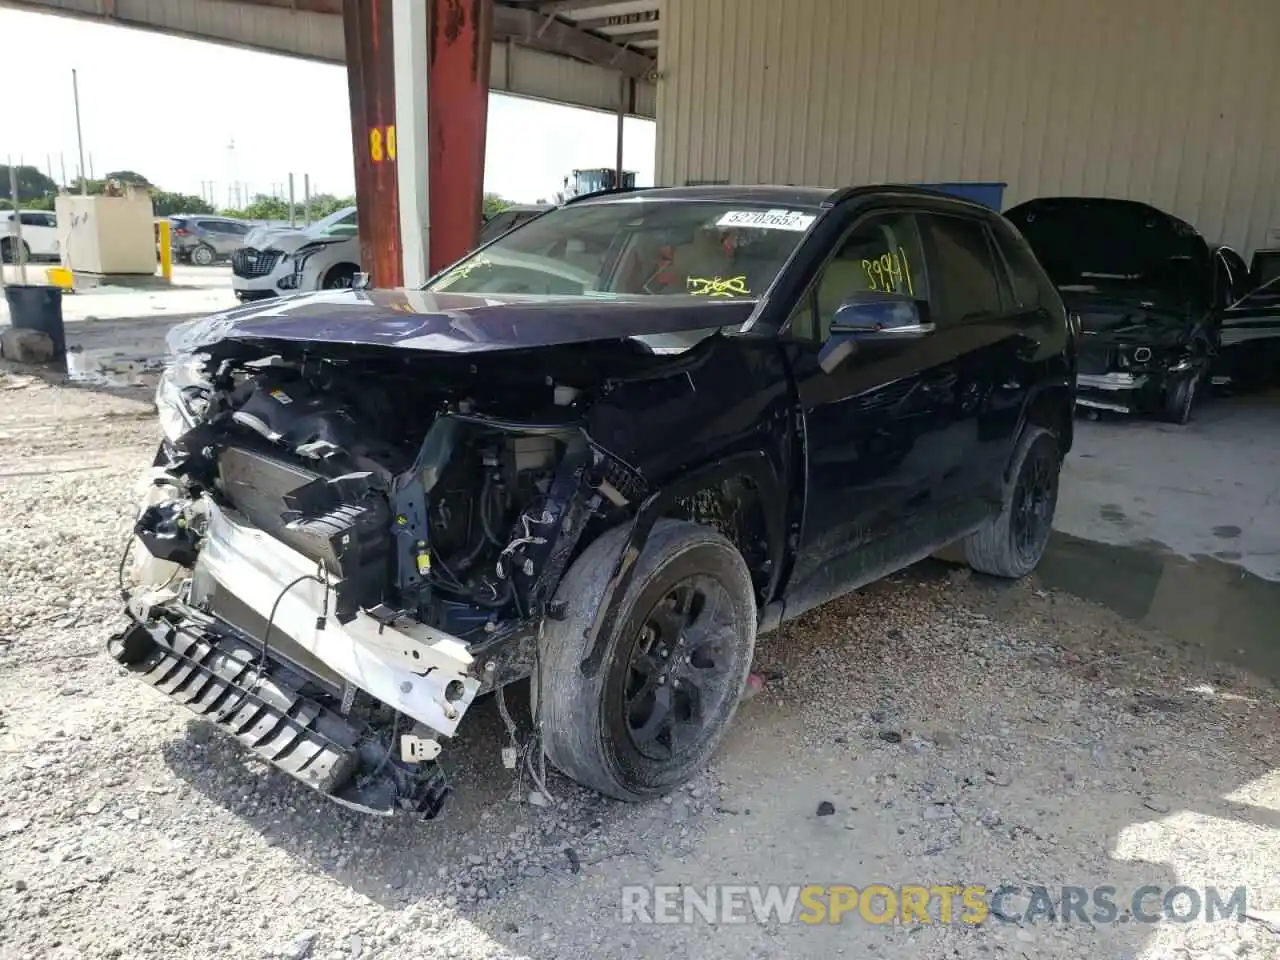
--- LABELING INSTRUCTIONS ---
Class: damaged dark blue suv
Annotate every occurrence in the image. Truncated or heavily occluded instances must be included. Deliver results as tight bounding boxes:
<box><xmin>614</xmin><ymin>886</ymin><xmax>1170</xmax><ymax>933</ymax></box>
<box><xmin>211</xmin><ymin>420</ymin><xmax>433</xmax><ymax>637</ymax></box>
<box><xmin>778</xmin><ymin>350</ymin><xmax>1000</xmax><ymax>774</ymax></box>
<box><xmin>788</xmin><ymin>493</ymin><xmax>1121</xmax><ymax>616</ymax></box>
<box><xmin>113</xmin><ymin>185</ymin><xmax>1075</xmax><ymax>817</ymax></box>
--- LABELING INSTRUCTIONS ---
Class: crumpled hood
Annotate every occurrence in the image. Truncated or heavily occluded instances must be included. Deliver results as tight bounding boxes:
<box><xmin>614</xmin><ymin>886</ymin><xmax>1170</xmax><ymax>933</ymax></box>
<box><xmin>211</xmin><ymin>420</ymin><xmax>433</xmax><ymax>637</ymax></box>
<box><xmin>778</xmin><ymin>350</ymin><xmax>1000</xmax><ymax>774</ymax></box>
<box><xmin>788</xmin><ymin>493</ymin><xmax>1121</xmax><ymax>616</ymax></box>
<box><xmin>166</xmin><ymin>288</ymin><xmax>756</xmax><ymax>357</ymax></box>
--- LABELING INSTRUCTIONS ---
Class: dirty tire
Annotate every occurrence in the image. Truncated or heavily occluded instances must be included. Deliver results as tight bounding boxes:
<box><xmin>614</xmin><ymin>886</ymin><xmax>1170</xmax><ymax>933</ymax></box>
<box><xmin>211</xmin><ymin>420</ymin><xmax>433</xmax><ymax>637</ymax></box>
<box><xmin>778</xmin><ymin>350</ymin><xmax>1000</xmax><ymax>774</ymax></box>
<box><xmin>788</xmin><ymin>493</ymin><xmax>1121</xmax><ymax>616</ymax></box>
<box><xmin>1163</xmin><ymin>366</ymin><xmax>1203</xmax><ymax>425</ymax></box>
<box><xmin>190</xmin><ymin>243</ymin><xmax>216</xmax><ymax>266</ymax></box>
<box><xmin>1</xmin><ymin>238</ymin><xmax>30</xmax><ymax>264</ymax></box>
<box><xmin>537</xmin><ymin>519</ymin><xmax>756</xmax><ymax>801</ymax></box>
<box><xmin>323</xmin><ymin>264</ymin><xmax>358</xmax><ymax>289</ymax></box>
<box><xmin>964</xmin><ymin>425</ymin><xmax>1060</xmax><ymax>579</ymax></box>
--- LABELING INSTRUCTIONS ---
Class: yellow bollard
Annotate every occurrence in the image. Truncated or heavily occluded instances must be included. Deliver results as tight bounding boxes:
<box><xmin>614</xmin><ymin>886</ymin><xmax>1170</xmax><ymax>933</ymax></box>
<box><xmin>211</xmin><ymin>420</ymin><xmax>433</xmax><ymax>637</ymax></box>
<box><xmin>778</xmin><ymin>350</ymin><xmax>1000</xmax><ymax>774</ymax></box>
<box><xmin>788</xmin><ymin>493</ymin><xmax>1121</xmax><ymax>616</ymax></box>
<box><xmin>158</xmin><ymin>218</ymin><xmax>173</xmax><ymax>282</ymax></box>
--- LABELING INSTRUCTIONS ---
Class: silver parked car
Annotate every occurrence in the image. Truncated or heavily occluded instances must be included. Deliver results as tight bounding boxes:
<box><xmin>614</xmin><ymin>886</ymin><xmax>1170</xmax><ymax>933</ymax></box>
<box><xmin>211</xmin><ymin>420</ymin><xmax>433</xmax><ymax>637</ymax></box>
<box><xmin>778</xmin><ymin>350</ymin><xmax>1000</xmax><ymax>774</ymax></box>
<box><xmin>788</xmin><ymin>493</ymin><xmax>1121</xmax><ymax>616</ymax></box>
<box><xmin>169</xmin><ymin>215</ymin><xmax>252</xmax><ymax>265</ymax></box>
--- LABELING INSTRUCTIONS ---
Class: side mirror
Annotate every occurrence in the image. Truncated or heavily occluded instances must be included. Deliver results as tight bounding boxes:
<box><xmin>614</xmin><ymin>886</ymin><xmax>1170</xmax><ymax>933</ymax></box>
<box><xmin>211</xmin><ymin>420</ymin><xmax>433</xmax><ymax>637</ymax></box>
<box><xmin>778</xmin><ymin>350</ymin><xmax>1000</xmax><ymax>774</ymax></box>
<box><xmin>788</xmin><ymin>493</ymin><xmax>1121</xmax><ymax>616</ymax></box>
<box><xmin>830</xmin><ymin>292</ymin><xmax>933</xmax><ymax>337</ymax></box>
<box><xmin>819</xmin><ymin>293</ymin><xmax>932</xmax><ymax>374</ymax></box>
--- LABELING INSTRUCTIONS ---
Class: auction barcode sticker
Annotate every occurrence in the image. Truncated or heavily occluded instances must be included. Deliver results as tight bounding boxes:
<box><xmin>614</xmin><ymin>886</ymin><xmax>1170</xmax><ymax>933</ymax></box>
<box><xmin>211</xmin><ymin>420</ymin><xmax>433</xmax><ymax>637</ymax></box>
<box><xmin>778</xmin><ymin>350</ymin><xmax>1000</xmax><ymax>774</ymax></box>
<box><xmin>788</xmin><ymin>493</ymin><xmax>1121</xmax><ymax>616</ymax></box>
<box><xmin>717</xmin><ymin>209</ymin><xmax>816</xmax><ymax>232</ymax></box>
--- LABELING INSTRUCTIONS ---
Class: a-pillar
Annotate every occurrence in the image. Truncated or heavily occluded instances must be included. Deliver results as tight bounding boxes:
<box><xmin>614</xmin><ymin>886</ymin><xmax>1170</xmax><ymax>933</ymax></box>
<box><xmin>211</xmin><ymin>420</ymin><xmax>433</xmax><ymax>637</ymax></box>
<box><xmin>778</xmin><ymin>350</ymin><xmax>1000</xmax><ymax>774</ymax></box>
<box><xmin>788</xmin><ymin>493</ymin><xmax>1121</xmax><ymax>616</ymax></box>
<box><xmin>343</xmin><ymin>0</ymin><xmax>492</xmax><ymax>287</ymax></box>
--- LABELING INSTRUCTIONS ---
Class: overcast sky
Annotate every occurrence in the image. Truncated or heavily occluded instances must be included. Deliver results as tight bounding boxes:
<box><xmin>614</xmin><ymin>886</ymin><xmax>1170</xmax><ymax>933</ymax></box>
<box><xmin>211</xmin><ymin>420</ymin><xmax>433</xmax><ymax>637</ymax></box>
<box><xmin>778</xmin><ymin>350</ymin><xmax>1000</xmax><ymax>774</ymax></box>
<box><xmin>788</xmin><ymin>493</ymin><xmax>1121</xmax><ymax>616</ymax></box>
<box><xmin>0</xmin><ymin>7</ymin><xmax>656</xmax><ymax>204</ymax></box>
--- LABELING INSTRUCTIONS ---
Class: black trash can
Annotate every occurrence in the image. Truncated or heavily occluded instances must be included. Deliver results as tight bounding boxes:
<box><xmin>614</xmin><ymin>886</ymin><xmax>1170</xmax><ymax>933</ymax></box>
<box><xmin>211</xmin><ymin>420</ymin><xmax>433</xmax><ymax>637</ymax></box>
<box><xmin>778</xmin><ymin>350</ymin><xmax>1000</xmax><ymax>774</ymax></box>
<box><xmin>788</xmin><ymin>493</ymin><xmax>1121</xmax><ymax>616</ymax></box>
<box><xmin>4</xmin><ymin>284</ymin><xmax>66</xmax><ymax>358</ymax></box>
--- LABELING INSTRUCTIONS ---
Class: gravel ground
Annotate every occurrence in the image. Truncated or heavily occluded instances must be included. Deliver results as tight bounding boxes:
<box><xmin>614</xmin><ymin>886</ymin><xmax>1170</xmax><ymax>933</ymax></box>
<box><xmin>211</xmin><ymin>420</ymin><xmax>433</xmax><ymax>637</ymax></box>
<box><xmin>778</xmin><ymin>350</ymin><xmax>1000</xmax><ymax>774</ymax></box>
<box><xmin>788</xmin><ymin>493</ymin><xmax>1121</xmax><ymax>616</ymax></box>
<box><xmin>1</xmin><ymin>364</ymin><xmax>1278</xmax><ymax>960</ymax></box>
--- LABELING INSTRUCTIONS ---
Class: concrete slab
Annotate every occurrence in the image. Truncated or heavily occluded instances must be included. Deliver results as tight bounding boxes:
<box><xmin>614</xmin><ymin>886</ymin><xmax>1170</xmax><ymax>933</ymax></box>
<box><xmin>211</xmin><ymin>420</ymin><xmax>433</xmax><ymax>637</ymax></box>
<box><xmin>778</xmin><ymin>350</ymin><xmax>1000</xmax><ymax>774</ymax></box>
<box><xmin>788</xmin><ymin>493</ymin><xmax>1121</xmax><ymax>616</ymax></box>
<box><xmin>1058</xmin><ymin>394</ymin><xmax>1280</xmax><ymax>582</ymax></box>
<box><xmin>0</xmin><ymin>264</ymin><xmax>236</xmax><ymax>324</ymax></box>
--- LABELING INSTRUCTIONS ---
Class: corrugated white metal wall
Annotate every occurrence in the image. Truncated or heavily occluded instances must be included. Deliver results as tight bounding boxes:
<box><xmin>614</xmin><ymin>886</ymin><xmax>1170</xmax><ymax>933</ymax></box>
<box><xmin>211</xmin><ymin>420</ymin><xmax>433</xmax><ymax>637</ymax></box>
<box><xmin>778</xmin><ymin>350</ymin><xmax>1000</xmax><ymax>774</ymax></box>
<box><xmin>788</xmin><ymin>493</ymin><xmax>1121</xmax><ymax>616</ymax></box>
<box><xmin>9</xmin><ymin>0</ymin><xmax>658</xmax><ymax>118</ymax></box>
<box><xmin>657</xmin><ymin>0</ymin><xmax>1280</xmax><ymax>254</ymax></box>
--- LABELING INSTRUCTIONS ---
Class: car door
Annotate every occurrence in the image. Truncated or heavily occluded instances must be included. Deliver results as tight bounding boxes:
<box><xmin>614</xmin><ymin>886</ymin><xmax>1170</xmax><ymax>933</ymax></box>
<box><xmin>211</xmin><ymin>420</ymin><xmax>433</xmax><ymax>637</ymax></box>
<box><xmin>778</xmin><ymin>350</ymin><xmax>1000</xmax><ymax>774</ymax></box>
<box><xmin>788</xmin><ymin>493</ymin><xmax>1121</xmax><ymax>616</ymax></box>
<box><xmin>916</xmin><ymin>211</ymin><xmax>1036</xmax><ymax>508</ymax></box>
<box><xmin>200</xmin><ymin>219</ymin><xmax>245</xmax><ymax>256</ymax></box>
<box><xmin>1219</xmin><ymin>246</ymin><xmax>1280</xmax><ymax>388</ymax></box>
<box><xmin>19</xmin><ymin>211</ymin><xmax>58</xmax><ymax>257</ymax></box>
<box><xmin>781</xmin><ymin>207</ymin><xmax>970</xmax><ymax>616</ymax></box>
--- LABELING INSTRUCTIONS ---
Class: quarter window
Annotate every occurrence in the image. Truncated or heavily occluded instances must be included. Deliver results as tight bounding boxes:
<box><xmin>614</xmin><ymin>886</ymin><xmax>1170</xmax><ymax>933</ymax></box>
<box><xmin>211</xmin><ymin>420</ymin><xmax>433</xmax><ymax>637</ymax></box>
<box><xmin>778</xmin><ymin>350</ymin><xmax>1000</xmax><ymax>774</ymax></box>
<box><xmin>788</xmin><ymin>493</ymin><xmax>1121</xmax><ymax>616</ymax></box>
<box><xmin>995</xmin><ymin>229</ymin><xmax>1058</xmax><ymax>311</ymax></box>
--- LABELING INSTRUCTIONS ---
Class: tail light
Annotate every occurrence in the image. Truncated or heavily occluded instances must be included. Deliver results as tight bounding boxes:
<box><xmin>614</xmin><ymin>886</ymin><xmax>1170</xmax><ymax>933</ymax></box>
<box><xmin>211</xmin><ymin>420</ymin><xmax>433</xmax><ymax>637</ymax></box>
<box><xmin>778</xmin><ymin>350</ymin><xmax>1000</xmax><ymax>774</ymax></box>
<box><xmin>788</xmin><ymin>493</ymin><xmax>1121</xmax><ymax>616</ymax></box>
<box><xmin>173</xmin><ymin>227</ymin><xmax>191</xmax><ymax>236</ymax></box>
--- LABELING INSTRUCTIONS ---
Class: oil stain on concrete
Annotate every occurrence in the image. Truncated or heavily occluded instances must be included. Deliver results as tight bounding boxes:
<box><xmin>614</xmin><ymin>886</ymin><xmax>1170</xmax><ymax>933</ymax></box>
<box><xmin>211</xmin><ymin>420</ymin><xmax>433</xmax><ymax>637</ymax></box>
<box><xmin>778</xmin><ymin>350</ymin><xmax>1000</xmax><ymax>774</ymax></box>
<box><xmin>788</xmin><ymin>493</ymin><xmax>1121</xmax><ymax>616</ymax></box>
<box><xmin>1034</xmin><ymin>533</ymin><xmax>1280</xmax><ymax>680</ymax></box>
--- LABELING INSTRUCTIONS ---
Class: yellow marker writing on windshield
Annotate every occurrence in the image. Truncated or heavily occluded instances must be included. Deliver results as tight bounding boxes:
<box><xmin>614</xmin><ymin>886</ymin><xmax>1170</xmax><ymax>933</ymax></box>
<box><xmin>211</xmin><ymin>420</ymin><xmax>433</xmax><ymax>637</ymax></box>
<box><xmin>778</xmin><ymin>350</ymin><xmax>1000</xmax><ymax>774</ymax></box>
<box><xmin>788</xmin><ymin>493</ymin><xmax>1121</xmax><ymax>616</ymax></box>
<box><xmin>687</xmin><ymin>275</ymin><xmax>750</xmax><ymax>297</ymax></box>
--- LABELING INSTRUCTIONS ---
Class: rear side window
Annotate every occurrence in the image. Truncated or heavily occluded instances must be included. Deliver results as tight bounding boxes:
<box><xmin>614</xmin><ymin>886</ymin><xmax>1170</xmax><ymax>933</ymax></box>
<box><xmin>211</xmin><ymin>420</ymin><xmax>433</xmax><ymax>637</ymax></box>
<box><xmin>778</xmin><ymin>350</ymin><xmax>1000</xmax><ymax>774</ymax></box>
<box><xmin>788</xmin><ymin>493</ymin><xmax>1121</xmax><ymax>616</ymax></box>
<box><xmin>919</xmin><ymin>214</ymin><xmax>1002</xmax><ymax>325</ymax></box>
<box><xmin>18</xmin><ymin>212</ymin><xmax>54</xmax><ymax>228</ymax></box>
<box><xmin>995</xmin><ymin>227</ymin><xmax>1060</xmax><ymax>311</ymax></box>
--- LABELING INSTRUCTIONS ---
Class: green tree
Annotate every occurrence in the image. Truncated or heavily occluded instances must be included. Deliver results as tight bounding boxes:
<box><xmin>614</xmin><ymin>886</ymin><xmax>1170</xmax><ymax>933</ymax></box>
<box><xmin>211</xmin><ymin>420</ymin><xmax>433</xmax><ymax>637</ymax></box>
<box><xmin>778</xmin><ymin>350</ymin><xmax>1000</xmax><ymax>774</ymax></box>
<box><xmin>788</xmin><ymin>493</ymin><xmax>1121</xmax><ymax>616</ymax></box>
<box><xmin>228</xmin><ymin>194</ymin><xmax>294</xmax><ymax>221</ymax></box>
<box><xmin>307</xmin><ymin>193</ymin><xmax>356</xmax><ymax>220</ymax></box>
<box><xmin>152</xmin><ymin>191</ymin><xmax>214</xmax><ymax>216</ymax></box>
<box><xmin>483</xmin><ymin>192</ymin><xmax>512</xmax><ymax>218</ymax></box>
<box><xmin>103</xmin><ymin>169</ymin><xmax>152</xmax><ymax>186</ymax></box>
<box><xmin>0</xmin><ymin>164</ymin><xmax>57</xmax><ymax>202</ymax></box>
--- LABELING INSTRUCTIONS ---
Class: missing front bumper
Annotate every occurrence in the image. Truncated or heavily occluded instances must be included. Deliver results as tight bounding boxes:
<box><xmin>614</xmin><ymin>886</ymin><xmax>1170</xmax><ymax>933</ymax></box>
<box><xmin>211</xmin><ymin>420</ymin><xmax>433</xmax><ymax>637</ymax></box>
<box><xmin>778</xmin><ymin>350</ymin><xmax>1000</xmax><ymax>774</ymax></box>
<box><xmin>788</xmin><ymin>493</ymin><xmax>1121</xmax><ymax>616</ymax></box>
<box><xmin>109</xmin><ymin>613</ymin><xmax>451</xmax><ymax>818</ymax></box>
<box><xmin>1075</xmin><ymin>372</ymin><xmax>1153</xmax><ymax>415</ymax></box>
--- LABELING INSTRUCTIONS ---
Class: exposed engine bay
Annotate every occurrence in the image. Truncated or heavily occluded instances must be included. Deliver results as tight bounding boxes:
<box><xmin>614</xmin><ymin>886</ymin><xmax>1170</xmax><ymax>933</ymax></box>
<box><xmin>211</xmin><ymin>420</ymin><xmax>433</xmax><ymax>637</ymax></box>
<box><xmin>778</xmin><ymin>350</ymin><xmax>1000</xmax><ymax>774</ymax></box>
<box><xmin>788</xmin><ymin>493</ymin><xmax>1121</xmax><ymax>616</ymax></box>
<box><xmin>115</xmin><ymin>344</ymin><xmax>652</xmax><ymax>817</ymax></box>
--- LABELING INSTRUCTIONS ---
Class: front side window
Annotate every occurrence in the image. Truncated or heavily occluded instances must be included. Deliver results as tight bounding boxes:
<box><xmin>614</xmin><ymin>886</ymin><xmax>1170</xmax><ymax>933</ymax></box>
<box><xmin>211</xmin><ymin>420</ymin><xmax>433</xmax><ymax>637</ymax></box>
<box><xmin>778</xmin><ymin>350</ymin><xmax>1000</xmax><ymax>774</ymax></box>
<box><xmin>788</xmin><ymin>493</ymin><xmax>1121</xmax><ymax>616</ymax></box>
<box><xmin>426</xmin><ymin>201</ymin><xmax>818</xmax><ymax>299</ymax></box>
<box><xmin>786</xmin><ymin>212</ymin><xmax>929</xmax><ymax>341</ymax></box>
<box><xmin>317</xmin><ymin>210</ymin><xmax>358</xmax><ymax>237</ymax></box>
<box><xmin>920</xmin><ymin>214</ymin><xmax>1003</xmax><ymax>326</ymax></box>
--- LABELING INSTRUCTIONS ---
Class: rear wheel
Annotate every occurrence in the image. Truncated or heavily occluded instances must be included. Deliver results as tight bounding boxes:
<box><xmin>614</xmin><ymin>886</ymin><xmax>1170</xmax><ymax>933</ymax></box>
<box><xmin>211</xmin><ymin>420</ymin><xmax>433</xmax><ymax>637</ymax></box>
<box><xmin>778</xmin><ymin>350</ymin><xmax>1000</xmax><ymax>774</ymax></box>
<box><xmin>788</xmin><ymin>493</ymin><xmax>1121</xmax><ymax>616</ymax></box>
<box><xmin>189</xmin><ymin>243</ymin><xmax>216</xmax><ymax>266</ymax></box>
<box><xmin>537</xmin><ymin>519</ymin><xmax>757</xmax><ymax>801</ymax></box>
<box><xmin>964</xmin><ymin>425</ymin><xmax>1060</xmax><ymax>578</ymax></box>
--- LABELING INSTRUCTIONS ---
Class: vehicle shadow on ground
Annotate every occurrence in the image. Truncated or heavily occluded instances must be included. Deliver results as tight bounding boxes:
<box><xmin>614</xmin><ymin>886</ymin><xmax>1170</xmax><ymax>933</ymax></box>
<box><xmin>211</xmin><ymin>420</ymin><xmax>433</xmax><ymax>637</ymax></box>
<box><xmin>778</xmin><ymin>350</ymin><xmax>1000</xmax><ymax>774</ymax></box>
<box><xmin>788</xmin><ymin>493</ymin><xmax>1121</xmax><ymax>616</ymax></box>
<box><xmin>158</xmin><ymin>679</ymin><xmax>639</xmax><ymax>907</ymax></box>
<box><xmin>159</xmin><ymin>562</ymin><xmax>1280</xmax><ymax>958</ymax></box>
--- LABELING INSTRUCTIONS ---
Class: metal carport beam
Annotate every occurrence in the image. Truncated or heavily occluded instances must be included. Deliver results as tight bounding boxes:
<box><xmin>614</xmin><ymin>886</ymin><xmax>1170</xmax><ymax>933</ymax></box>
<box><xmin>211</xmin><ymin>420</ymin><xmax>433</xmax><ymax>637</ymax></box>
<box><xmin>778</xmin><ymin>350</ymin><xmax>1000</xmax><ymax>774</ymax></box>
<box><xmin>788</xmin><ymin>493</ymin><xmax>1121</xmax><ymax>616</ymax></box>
<box><xmin>493</xmin><ymin>5</ymin><xmax>655</xmax><ymax>80</ymax></box>
<box><xmin>344</xmin><ymin>0</ymin><xmax>493</xmax><ymax>286</ymax></box>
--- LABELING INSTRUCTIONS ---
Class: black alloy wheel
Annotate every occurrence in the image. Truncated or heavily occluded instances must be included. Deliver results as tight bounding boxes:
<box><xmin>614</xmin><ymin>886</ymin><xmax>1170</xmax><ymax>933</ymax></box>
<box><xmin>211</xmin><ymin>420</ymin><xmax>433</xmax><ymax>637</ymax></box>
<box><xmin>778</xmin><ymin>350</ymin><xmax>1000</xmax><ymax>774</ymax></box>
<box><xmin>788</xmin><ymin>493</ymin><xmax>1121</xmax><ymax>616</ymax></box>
<box><xmin>623</xmin><ymin>576</ymin><xmax>739</xmax><ymax>762</ymax></box>
<box><xmin>1010</xmin><ymin>438</ymin><xmax>1058</xmax><ymax>566</ymax></box>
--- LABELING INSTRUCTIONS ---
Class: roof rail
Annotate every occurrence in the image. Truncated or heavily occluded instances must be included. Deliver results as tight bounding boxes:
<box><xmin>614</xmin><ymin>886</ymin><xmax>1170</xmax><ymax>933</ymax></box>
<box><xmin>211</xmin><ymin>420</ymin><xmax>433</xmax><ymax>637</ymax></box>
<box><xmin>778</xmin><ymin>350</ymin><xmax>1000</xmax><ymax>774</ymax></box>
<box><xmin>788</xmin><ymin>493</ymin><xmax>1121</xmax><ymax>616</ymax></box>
<box><xmin>562</xmin><ymin>185</ymin><xmax>657</xmax><ymax>205</ymax></box>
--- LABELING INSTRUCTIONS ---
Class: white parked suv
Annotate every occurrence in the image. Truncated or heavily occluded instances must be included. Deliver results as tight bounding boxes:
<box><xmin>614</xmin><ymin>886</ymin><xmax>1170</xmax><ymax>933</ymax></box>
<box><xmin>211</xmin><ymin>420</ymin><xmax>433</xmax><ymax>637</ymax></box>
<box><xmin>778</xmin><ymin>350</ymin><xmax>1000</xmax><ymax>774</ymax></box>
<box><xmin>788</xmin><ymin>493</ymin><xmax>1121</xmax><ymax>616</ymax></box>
<box><xmin>1</xmin><ymin>210</ymin><xmax>59</xmax><ymax>263</ymax></box>
<box><xmin>230</xmin><ymin>206</ymin><xmax>360</xmax><ymax>302</ymax></box>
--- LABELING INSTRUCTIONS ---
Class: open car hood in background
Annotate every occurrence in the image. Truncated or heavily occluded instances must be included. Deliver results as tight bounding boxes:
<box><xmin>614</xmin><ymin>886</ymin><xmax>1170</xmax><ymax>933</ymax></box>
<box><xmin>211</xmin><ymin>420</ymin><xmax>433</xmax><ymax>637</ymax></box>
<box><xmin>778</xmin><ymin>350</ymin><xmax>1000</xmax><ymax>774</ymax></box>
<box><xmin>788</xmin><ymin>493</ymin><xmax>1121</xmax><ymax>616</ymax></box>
<box><xmin>1005</xmin><ymin>197</ymin><xmax>1211</xmax><ymax>302</ymax></box>
<box><xmin>166</xmin><ymin>288</ymin><xmax>757</xmax><ymax>358</ymax></box>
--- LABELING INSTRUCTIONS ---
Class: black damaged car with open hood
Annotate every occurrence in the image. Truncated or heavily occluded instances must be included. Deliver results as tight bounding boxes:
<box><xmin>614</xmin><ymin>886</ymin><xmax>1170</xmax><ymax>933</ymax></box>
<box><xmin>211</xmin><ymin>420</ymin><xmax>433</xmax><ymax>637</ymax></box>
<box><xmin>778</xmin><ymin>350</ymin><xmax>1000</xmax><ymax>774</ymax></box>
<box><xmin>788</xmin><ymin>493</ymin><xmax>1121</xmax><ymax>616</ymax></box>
<box><xmin>113</xmin><ymin>185</ymin><xmax>1074</xmax><ymax>818</ymax></box>
<box><xmin>1004</xmin><ymin>196</ymin><xmax>1280</xmax><ymax>423</ymax></box>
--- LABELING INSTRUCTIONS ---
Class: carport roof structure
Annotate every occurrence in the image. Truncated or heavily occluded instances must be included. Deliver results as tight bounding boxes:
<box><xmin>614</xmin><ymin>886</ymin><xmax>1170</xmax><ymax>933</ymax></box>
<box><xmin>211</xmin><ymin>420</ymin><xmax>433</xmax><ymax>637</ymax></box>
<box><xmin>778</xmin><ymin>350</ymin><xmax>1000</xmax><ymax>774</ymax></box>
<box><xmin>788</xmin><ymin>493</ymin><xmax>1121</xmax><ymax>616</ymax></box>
<box><xmin>5</xmin><ymin>0</ymin><xmax>661</xmax><ymax>116</ymax></box>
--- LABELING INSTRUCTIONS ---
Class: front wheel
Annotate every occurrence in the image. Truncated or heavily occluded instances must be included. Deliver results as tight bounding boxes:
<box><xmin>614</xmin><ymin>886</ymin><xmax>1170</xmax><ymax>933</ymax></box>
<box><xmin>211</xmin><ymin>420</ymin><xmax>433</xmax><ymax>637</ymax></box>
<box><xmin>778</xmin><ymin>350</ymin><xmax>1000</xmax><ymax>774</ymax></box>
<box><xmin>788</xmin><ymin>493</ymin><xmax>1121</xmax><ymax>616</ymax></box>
<box><xmin>322</xmin><ymin>264</ymin><xmax>358</xmax><ymax>289</ymax></box>
<box><xmin>1</xmin><ymin>238</ymin><xmax>30</xmax><ymax>264</ymax></box>
<box><xmin>537</xmin><ymin>519</ymin><xmax>757</xmax><ymax>801</ymax></box>
<box><xmin>964</xmin><ymin>425</ymin><xmax>1061</xmax><ymax>578</ymax></box>
<box><xmin>1164</xmin><ymin>357</ymin><xmax>1208</xmax><ymax>424</ymax></box>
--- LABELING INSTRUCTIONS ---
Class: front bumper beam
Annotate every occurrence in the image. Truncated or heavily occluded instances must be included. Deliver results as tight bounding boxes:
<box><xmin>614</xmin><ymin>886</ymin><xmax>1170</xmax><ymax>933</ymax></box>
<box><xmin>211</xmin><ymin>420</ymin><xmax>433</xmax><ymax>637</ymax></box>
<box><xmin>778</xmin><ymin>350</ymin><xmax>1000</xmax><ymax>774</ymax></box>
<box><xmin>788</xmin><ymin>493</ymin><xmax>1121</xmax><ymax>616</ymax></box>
<box><xmin>110</xmin><ymin>613</ymin><xmax>450</xmax><ymax>818</ymax></box>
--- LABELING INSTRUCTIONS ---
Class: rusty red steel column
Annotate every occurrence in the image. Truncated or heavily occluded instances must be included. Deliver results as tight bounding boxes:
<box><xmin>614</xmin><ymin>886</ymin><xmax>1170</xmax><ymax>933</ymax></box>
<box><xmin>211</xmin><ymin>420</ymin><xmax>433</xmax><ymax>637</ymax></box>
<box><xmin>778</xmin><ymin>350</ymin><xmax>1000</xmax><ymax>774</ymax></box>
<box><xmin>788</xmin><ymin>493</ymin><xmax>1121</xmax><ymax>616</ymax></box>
<box><xmin>426</xmin><ymin>0</ymin><xmax>492</xmax><ymax>274</ymax></box>
<box><xmin>343</xmin><ymin>0</ymin><xmax>402</xmax><ymax>287</ymax></box>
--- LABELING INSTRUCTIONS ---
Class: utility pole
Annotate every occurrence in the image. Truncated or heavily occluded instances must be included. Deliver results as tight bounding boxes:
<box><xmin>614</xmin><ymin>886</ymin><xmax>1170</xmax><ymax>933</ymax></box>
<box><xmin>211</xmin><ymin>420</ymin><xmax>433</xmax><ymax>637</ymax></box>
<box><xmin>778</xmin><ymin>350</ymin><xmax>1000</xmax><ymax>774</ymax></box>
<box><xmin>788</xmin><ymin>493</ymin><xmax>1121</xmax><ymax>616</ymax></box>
<box><xmin>59</xmin><ymin>153</ymin><xmax>67</xmax><ymax>190</ymax></box>
<box><xmin>304</xmin><ymin>173</ymin><xmax>312</xmax><ymax>225</ymax></box>
<box><xmin>288</xmin><ymin>173</ymin><xmax>296</xmax><ymax>227</ymax></box>
<box><xmin>72</xmin><ymin>69</ymin><xmax>88</xmax><ymax>194</ymax></box>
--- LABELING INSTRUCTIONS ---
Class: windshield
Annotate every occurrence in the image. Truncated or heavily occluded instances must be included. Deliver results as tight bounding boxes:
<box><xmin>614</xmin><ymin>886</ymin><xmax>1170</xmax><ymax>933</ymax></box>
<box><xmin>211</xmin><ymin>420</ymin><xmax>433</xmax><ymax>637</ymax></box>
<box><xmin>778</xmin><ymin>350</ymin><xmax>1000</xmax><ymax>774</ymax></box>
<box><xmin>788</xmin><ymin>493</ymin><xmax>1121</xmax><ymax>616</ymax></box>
<box><xmin>307</xmin><ymin>207</ymin><xmax>358</xmax><ymax>239</ymax></box>
<box><xmin>425</xmin><ymin>200</ymin><xmax>817</xmax><ymax>299</ymax></box>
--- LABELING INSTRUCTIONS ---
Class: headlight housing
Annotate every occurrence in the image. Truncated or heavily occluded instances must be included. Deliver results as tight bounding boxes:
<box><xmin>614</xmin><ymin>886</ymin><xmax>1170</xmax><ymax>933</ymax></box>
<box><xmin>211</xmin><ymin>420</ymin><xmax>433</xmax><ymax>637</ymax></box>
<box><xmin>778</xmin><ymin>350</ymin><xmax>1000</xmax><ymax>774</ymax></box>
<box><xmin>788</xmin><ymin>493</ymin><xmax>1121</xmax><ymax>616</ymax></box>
<box><xmin>154</xmin><ymin>356</ymin><xmax>209</xmax><ymax>442</ymax></box>
<box><xmin>289</xmin><ymin>239</ymin><xmax>336</xmax><ymax>266</ymax></box>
